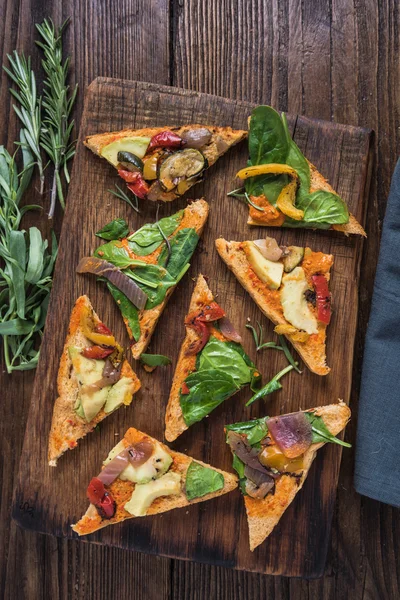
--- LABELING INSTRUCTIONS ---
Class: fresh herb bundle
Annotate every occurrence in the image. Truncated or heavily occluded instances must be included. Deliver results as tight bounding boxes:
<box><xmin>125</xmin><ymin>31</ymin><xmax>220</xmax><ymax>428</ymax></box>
<box><xmin>0</xmin><ymin>137</ymin><xmax>57</xmax><ymax>372</ymax></box>
<box><xmin>36</xmin><ymin>18</ymin><xmax>77</xmax><ymax>218</ymax></box>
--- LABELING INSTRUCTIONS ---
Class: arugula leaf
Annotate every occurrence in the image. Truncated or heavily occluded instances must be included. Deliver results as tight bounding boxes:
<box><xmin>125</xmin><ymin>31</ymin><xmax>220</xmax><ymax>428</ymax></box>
<box><xmin>140</xmin><ymin>353</ymin><xmax>171</xmax><ymax>367</ymax></box>
<box><xmin>158</xmin><ymin>228</ymin><xmax>199</xmax><ymax>279</ymax></box>
<box><xmin>179</xmin><ymin>369</ymin><xmax>239</xmax><ymax>427</ymax></box>
<box><xmin>127</xmin><ymin>210</ymin><xmax>183</xmax><ymax>256</ymax></box>
<box><xmin>105</xmin><ymin>280</ymin><xmax>141</xmax><ymax>341</ymax></box>
<box><xmin>185</xmin><ymin>461</ymin><xmax>224</xmax><ymax>500</ymax></box>
<box><xmin>305</xmin><ymin>412</ymin><xmax>352</xmax><ymax>448</ymax></box>
<box><xmin>246</xmin><ymin>364</ymin><xmax>294</xmax><ymax>407</ymax></box>
<box><xmin>225</xmin><ymin>416</ymin><xmax>269</xmax><ymax>446</ymax></box>
<box><xmin>96</xmin><ymin>218</ymin><xmax>129</xmax><ymax>240</ymax></box>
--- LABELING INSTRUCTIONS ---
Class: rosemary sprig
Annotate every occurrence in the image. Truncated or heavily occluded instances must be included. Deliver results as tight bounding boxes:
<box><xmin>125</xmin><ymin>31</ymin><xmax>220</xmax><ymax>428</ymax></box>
<box><xmin>36</xmin><ymin>18</ymin><xmax>77</xmax><ymax>218</ymax></box>
<box><xmin>227</xmin><ymin>187</ymin><xmax>265</xmax><ymax>212</ymax></box>
<box><xmin>246</xmin><ymin>321</ymin><xmax>283</xmax><ymax>351</ymax></box>
<box><xmin>108</xmin><ymin>184</ymin><xmax>140</xmax><ymax>213</ymax></box>
<box><xmin>3</xmin><ymin>51</ymin><xmax>45</xmax><ymax>195</ymax></box>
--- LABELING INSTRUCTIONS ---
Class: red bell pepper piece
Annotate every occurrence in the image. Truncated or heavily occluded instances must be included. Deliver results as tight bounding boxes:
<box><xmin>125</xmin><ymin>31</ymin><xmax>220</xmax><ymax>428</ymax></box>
<box><xmin>87</xmin><ymin>477</ymin><xmax>116</xmax><ymax>519</ymax></box>
<box><xmin>118</xmin><ymin>169</ymin><xmax>150</xmax><ymax>199</ymax></box>
<box><xmin>184</xmin><ymin>302</ymin><xmax>226</xmax><ymax>355</ymax></box>
<box><xmin>148</xmin><ymin>131</ymin><xmax>184</xmax><ymax>150</ymax></box>
<box><xmin>312</xmin><ymin>275</ymin><xmax>331</xmax><ymax>324</ymax></box>
<box><xmin>181</xmin><ymin>382</ymin><xmax>190</xmax><ymax>395</ymax></box>
<box><xmin>195</xmin><ymin>302</ymin><xmax>226</xmax><ymax>322</ymax></box>
<box><xmin>95</xmin><ymin>322</ymin><xmax>112</xmax><ymax>336</ymax></box>
<box><xmin>81</xmin><ymin>346</ymin><xmax>114</xmax><ymax>360</ymax></box>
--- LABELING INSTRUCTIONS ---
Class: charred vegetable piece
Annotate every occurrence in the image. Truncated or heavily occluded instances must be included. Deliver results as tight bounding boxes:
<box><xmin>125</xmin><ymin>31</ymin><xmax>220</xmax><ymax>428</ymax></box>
<box><xmin>258</xmin><ymin>444</ymin><xmax>304</xmax><ymax>473</ymax></box>
<box><xmin>87</xmin><ymin>477</ymin><xmax>116</xmax><ymax>519</ymax></box>
<box><xmin>158</xmin><ymin>149</ymin><xmax>207</xmax><ymax>192</ymax></box>
<box><xmin>81</xmin><ymin>346</ymin><xmax>114</xmax><ymax>360</ymax></box>
<box><xmin>282</xmin><ymin>246</ymin><xmax>305</xmax><ymax>273</ymax></box>
<box><xmin>118</xmin><ymin>169</ymin><xmax>150</xmax><ymax>199</ymax></box>
<box><xmin>143</xmin><ymin>155</ymin><xmax>158</xmax><ymax>180</ymax></box>
<box><xmin>180</xmin><ymin>128</ymin><xmax>212</xmax><ymax>149</ymax></box>
<box><xmin>267</xmin><ymin>412</ymin><xmax>313</xmax><ymax>458</ymax></box>
<box><xmin>117</xmin><ymin>151</ymin><xmax>144</xmax><ymax>172</ymax></box>
<box><xmin>312</xmin><ymin>274</ymin><xmax>331</xmax><ymax>324</ymax></box>
<box><xmin>149</xmin><ymin>131</ymin><xmax>184</xmax><ymax>150</ymax></box>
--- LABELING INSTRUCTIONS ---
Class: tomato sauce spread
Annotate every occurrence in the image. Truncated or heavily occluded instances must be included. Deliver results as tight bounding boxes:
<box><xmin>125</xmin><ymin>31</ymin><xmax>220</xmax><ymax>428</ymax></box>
<box><xmin>248</xmin><ymin>195</ymin><xmax>285</xmax><ymax>226</ymax></box>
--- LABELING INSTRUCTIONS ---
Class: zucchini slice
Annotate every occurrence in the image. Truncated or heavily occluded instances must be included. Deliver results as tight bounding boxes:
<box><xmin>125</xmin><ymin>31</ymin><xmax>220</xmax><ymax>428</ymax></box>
<box><xmin>158</xmin><ymin>149</ymin><xmax>207</xmax><ymax>192</ymax></box>
<box><xmin>117</xmin><ymin>151</ymin><xmax>144</xmax><ymax>172</ymax></box>
<box><xmin>282</xmin><ymin>246</ymin><xmax>305</xmax><ymax>273</ymax></box>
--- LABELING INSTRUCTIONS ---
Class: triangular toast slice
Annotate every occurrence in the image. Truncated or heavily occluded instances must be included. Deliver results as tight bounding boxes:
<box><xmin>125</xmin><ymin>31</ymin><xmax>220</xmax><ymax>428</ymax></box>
<box><xmin>165</xmin><ymin>274</ymin><xmax>261</xmax><ymax>442</ymax></box>
<box><xmin>242</xmin><ymin>106</ymin><xmax>365</xmax><ymax>236</ymax></box>
<box><xmin>85</xmin><ymin>124</ymin><xmax>247</xmax><ymax>202</ymax></box>
<box><xmin>48</xmin><ymin>296</ymin><xmax>141</xmax><ymax>466</ymax></box>
<box><xmin>94</xmin><ymin>199</ymin><xmax>209</xmax><ymax>359</ymax></box>
<box><xmin>215</xmin><ymin>237</ymin><xmax>333</xmax><ymax>375</ymax></box>
<box><xmin>226</xmin><ymin>402</ymin><xmax>351</xmax><ymax>550</ymax></box>
<box><xmin>72</xmin><ymin>426</ymin><xmax>238</xmax><ymax>535</ymax></box>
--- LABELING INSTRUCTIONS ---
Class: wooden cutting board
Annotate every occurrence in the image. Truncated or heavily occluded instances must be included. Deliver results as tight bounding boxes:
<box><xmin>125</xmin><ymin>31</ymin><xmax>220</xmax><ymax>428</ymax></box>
<box><xmin>12</xmin><ymin>78</ymin><xmax>372</xmax><ymax>577</ymax></box>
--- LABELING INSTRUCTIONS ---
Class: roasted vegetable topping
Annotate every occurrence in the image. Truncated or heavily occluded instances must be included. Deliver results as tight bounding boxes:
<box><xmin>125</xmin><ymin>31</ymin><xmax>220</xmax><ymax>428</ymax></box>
<box><xmin>312</xmin><ymin>274</ymin><xmax>331</xmax><ymax>324</ymax></box>
<box><xmin>143</xmin><ymin>154</ymin><xmax>158</xmax><ymax>180</ymax></box>
<box><xmin>180</xmin><ymin>128</ymin><xmax>212</xmax><ymax>149</ymax></box>
<box><xmin>81</xmin><ymin>346</ymin><xmax>114</xmax><ymax>360</ymax></box>
<box><xmin>184</xmin><ymin>301</ymin><xmax>226</xmax><ymax>355</ymax></box>
<box><xmin>267</xmin><ymin>412</ymin><xmax>313</xmax><ymax>458</ymax></box>
<box><xmin>258</xmin><ymin>444</ymin><xmax>304</xmax><ymax>472</ymax></box>
<box><xmin>253</xmin><ymin>237</ymin><xmax>283</xmax><ymax>262</ymax></box>
<box><xmin>117</xmin><ymin>151</ymin><xmax>144</xmax><ymax>172</ymax></box>
<box><xmin>118</xmin><ymin>169</ymin><xmax>150</xmax><ymax>199</ymax></box>
<box><xmin>149</xmin><ymin>131</ymin><xmax>184</xmax><ymax>150</ymax></box>
<box><xmin>87</xmin><ymin>477</ymin><xmax>116</xmax><ymax>519</ymax></box>
<box><xmin>282</xmin><ymin>246</ymin><xmax>305</xmax><ymax>273</ymax></box>
<box><xmin>158</xmin><ymin>148</ymin><xmax>207</xmax><ymax>192</ymax></box>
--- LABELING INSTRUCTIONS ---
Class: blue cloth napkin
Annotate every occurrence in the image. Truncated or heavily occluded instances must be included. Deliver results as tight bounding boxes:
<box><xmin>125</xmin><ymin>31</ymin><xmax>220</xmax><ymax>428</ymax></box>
<box><xmin>354</xmin><ymin>158</ymin><xmax>400</xmax><ymax>507</ymax></box>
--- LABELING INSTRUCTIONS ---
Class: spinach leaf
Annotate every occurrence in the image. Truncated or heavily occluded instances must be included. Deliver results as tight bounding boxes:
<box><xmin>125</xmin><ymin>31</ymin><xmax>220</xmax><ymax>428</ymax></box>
<box><xmin>248</xmin><ymin>106</ymin><xmax>289</xmax><ymax>166</ymax></box>
<box><xmin>225</xmin><ymin>417</ymin><xmax>269</xmax><ymax>446</ymax></box>
<box><xmin>296</xmin><ymin>189</ymin><xmax>349</xmax><ymax>225</ymax></box>
<box><xmin>198</xmin><ymin>337</ymin><xmax>253</xmax><ymax>387</ymax></box>
<box><xmin>127</xmin><ymin>264</ymin><xmax>176</xmax><ymax>309</ymax></box>
<box><xmin>179</xmin><ymin>369</ymin><xmax>239</xmax><ymax>427</ymax></box>
<box><xmin>96</xmin><ymin>218</ymin><xmax>129</xmax><ymax>240</ymax></box>
<box><xmin>224</xmin><ymin>340</ymin><xmax>262</xmax><ymax>391</ymax></box>
<box><xmin>140</xmin><ymin>353</ymin><xmax>171</xmax><ymax>367</ymax></box>
<box><xmin>94</xmin><ymin>240</ymin><xmax>137</xmax><ymax>268</ymax></box>
<box><xmin>105</xmin><ymin>280</ymin><xmax>141</xmax><ymax>341</ymax></box>
<box><xmin>158</xmin><ymin>228</ymin><xmax>199</xmax><ymax>279</ymax></box>
<box><xmin>127</xmin><ymin>210</ymin><xmax>183</xmax><ymax>256</ymax></box>
<box><xmin>305</xmin><ymin>412</ymin><xmax>351</xmax><ymax>448</ymax></box>
<box><xmin>231</xmin><ymin>454</ymin><xmax>247</xmax><ymax>494</ymax></box>
<box><xmin>185</xmin><ymin>461</ymin><xmax>224</xmax><ymax>500</ymax></box>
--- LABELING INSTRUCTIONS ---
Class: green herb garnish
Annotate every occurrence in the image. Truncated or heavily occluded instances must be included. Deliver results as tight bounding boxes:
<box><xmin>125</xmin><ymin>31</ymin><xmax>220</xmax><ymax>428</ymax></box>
<box><xmin>305</xmin><ymin>412</ymin><xmax>352</xmax><ymax>448</ymax></box>
<box><xmin>36</xmin><ymin>18</ymin><xmax>77</xmax><ymax>218</ymax></box>
<box><xmin>95</xmin><ymin>218</ymin><xmax>129</xmax><ymax>241</ymax></box>
<box><xmin>245</xmin><ymin>364</ymin><xmax>294</xmax><ymax>407</ymax></box>
<box><xmin>140</xmin><ymin>353</ymin><xmax>171</xmax><ymax>367</ymax></box>
<box><xmin>246</xmin><ymin>321</ymin><xmax>283</xmax><ymax>352</ymax></box>
<box><xmin>227</xmin><ymin>187</ymin><xmax>265</xmax><ymax>212</ymax></box>
<box><xmin>108</xmin><ymin>184</ymin><xmax>140</xmax><ymax>213</ymax></box>
<box><xmin>185</xmin><ymin>461</ymin><xmax>224</xmax><ymax>500</ymax></box>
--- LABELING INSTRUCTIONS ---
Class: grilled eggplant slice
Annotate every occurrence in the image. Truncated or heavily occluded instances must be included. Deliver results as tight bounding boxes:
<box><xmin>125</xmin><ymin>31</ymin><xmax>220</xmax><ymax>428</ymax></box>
<box><xmin>158</xmin><ymin>149</ymin><xmax>207</xmax><ymax>192</ymax></box>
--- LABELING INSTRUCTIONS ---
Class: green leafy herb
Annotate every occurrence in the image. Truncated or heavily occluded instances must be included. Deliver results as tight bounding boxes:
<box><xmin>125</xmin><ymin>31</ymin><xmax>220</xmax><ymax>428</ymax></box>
<box><xmin>185</xmin><ymin>461</ymin><xmax>224</xmax><ymax>500</ymax></box>
<box><xmin>128</xmin><ymin>210</ymin><xmax>183</xmax><ymax>256</ymax></box>
<box><xmin>3</xmin><ymin>51</ymin><xmax>45</xmax><ymax>194</ymax></box>
<box><xmin>246</xmin><ymin>321</ymin><xmax>283</xmax><ymax>352</ymax></box>
<box><xmin>246</xmin><ymin>364</ymin><xmax>294</xmax><ymax>407</ymax></box>
<box><xmin>95</xmin><ymin>218</ymin><xmax>129</xmax><ymax>241</ymax></box>
<box><xmin>105</xmin><ymin>281</ymin><xmax>140</xmax><ymax>341</ymax></box>
<box><xmin>227</xmin><ymin>187</ymin><xmax>265</xmax><ymax>212</ymax></box>
<box><xmin>127</xmin><ymin>264</ymin><xmax>176</xmax><ymax>309</ymax></box>
<box><xmin>0</xmin><ymin>137</ymin><xmax>57</xmax><ymax>372</ymax></box>
<box><xmin>158</xmin><ymin>228</ymin><xmax>199</xmax><ymax>279</ymax></box>
<box><xmin>278</xmin><ymin>335</ymin><xmax>301</xmax><ymax>374</ymax></box>
<box><xmin>305</xmin><ymin>412</ymin><xmax>352</xmax><ymax>448</ymax></box>
<box><xmin>94</xmin><ymin>241</ymin><xmax>139</xmax><ymax>269</ymax></box>
<box><xmin>225</xmin><ymin>416</ymin><xmax>269</xmax><ymax>446</ymax></box>
<box><xmin>108</xmin><ymin>184</ymin><xmax>140</xmax><ymax>213</ymax></box>
<box><xmin>179</xmin><ymin>369</ymin><xmax>239</xmax><ymax>427</ymax></box>
<box><xmin>231</xmin><ymin>454</ymin><xmax>247</xmax><ymax>494</ymax></box>
<box><xmin>36</xmin><ymin>18</ymin><xmax>78</xmax><ymax>218</ymax></box>
<box><xmin>140</xmin><ymin>353</ymin><xmax>171</xmax><ymax>367</ymax></box>
<box><xmin>197</xmin><ymin>336</ymin><xmax>257</xmax><ymax>388</ymax></box>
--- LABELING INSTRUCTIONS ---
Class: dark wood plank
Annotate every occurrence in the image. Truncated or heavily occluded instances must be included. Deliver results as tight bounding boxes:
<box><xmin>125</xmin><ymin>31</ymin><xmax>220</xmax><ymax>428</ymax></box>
<box><xmin>12</xmin><ymin>78</ymin><xmax>371</xmax><ymax>578</ymax></box>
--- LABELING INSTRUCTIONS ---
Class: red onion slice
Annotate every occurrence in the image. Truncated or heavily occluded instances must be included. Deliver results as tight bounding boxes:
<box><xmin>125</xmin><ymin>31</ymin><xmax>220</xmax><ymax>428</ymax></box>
<box><xmin>128</xmin><ymin>440</ymin><xmax>154</xmax><ymax>466</ymax></box>
<box><xmin>180</xmin><ymin>128</ymin><xmax>212</xmax><ymax>149</ymax></box>
<box><xmin>267</xmin><ymin>412</ymin><xmax>312</xmax><ymax>458</ymax></box>
<box><xmin>97</xmin><ymin>448</ymin><xmax>131</xmax><ymax>486</ymax></box>
<box><xmin>254</xmin><ymin>238</ymin><xmax>283</xmax><ymax>262</ymax></box>
<box><xmin>77</xmin><ymin>257</ymin><xmax>148</xmax><ymax>310</ymax></box>
<box><xmin>219</xmin><ymin>316</ymin><xmax>242</xmax><ymax>343</ymax></box>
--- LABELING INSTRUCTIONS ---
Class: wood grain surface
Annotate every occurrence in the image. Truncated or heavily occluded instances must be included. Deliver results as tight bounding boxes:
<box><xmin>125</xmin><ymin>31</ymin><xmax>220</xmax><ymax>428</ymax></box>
<box><xmin>1</xmin><ymin>0</ymin><xmax>399</xmax><ymax>598</ymax></box>
<box><xmin>12</xmin><ymin>78</ymin><xmax>370</xmax><ymax>577</ymax></box>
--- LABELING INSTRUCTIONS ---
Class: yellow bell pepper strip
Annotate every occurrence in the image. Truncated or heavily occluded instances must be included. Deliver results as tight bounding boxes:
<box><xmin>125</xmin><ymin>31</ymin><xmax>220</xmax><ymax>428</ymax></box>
<box><xmin>274</xmin><ymin>324</ymin><xmax>309</xmax><ymax>343</ymax></box>
<box><xmin>236</xmin><ymin>163</ymin><xmax>305</xmax><ymax>221</ymax></box>
<box><xmin>80</xmin><ymin>305</ymin><xmax>117</xmax><ymax>347</ymax></box>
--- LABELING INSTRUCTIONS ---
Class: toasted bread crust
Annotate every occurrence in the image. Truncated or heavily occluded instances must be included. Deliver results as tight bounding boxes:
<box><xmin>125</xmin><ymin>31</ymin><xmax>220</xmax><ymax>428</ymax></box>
<box><xmin>245</xmin><ymin>402</ymin><xmax>351</xmax><ymax>550</ymax></box>
<box><xmin>128</xmin><ymin>200</ymin><xmax>209</xmax><ymax>359</ymax></box>
<box><xmin>215</xmin><ymin>239</ymin><xmax>331</xmax><ymax>375</ymax></box>
<box><xmin>247</xmin><ymin>160</ymin><xmax>366</xmax><ymax>236</ymax></box>
<box><xmin>48</xmin><ymin>296</ymin><xmax>141</xmax><ymax>466</ymax></box>
<box><xmin>72</xmin><ymin>426</ymin><xmax>238</xmax><ymax>535</ymax></box>
<box><xmin>85</xmin><ymin>124</ymin><xmax>247</xmax><ymax>202</ymax></box>
<box><xmin>164</xmin><ymin>275</ymin><xmax>214</xmax><ymax>442</ymax></box>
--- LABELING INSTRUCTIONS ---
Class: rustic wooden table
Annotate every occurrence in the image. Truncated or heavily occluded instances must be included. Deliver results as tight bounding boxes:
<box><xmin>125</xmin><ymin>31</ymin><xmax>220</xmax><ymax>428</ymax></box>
<box><xmin>1</xmin><ymin>1</ymin><xmax>399</xmax><ymax>598</ymax></box>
